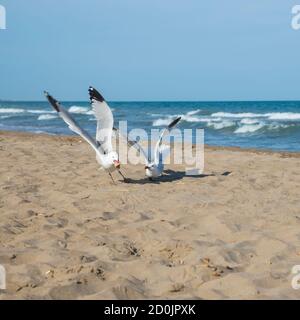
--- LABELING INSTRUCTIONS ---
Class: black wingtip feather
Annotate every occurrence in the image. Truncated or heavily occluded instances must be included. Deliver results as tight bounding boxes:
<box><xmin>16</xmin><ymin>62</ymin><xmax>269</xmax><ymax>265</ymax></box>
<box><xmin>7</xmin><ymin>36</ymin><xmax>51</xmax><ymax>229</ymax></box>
<box><xmin>168</xmin><ymin>117</ymin><xmax>181</xmax><ymax>129</ymax></box>
<box><xmin>44</xmin><ymin>91</ymin><xmax>60</xmax><ymax>112</ymax></box>
<box><xmin>89</xmin><ymin>86</ymin><xmax>105</xmax><ymax>103</ymax></box>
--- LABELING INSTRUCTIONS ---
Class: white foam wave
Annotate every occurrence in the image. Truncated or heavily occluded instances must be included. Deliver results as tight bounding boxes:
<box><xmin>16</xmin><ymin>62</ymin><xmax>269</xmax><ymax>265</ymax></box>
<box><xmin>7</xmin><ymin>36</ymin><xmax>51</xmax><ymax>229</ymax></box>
<box><xmin>38</xmin><ymin>114</ymin><xmax>58</xmax><ymax>121</ymax></box>
<box><xmin>212</xmin><ymin>112</ymin><xmax>264</xmax><ymax>118</ymax></box>
<box><xmin>211</xmin><ymin>112</ymin><xmax>300</xmax><ymax>121</ymax></box>
<box><xmin>265</xmin><ymin>112</ymin><xmax>300</xmax><ymax>120</ymax></box>
<box><xmin>240</xmin><ymin>118</ymin><xmax>260</xmax><ymax>125</ymax></box>
<box><xmin>153</xmin><ymin>111</ymin><xmax>222</xmax><ymax>126</ymax></box>
<box><xmin>152</xmin><ymin>108</ymin><xmax>204</xmax><ymax>127</ymax></box>
<box><xmin>181</xmin><ymin>115</ymin><xmax>203</xmax><ymax>122</ymax></box>
<box><xmin>207</xmin><ymin>120</ymin><xmax>236</xmax><ymax>130</ymax></box>
<box><xmin>153</xmin><ymin>118</ymin><xmax>173</xmax><ymax>126</ymax></box>
<box><xmin>234</xmin><ymin>123</ymin><xmax>264</xmax><ymax>134</ymax></box>
<box><xmin>68</xmin><ymin>106</ymin><xmax>90</xmax><ymax>114</ymax></box>
<box><xmin>0</xmin><ymin>108</ymin><xmax>24</xmax><ymax>113</ymax></box>
<box><xmin>186</xmin><ymin>109</ymin><xmax>201</xmax><ymax>116</ymax></box>
<box><xmin>0</xmin><ymin>108</ymin><xmax>57</xmax><ymax>115</ymax></box>
<box><xmin>27</xmin><ymin>109</ymin><xmax>55</xmax><ymax>114</ymax></box>
<box><xmin>205</xmin><ymin>117</ymin><xmax>222</xmax><ymax>122</ymax></box>
<box><xmin>153</xmin><ymin>114</ymin><xmax>203</xmax><ymax>126</ymax></box>
<box><xmin>68</xmin><ymin>106</ymin><xmax>114</xmax><ymax>115</ymax></box>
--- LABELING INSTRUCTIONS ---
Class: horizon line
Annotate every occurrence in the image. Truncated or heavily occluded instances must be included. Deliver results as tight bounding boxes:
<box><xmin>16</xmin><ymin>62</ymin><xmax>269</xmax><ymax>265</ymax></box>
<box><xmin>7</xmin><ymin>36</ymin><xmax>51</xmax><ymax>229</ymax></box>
<box><xmin>1</xmin><ymin>99</ymin><xmax>300</xmax><ymax>103</ymax></box>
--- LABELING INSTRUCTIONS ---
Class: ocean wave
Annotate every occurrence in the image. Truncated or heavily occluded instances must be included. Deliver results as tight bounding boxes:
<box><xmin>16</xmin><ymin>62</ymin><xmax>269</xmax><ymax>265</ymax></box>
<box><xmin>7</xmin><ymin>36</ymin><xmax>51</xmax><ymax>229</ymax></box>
<box><xmin>204</xmin><ymin>117</ymin><xmax>222</xmax><ymax>122</ymax></box>
<box><xmin>153</xmin><ymin>115</ymin><xmax>202</xmax><ymax>126</ymax></box>
<box><xmin>267</xmin><ymin>123</ymin><xmax>295</xmax><ymax>131</ymax></box>
<box><xmin>211</xmin><ymin>112</ymin><xmax>264</xmax><ymax>118</ymax></box>
<box><xmin>0</xmin><ymin>108</ymin><xmax>57</xmax><ymax>115</ymax></box>
<box><xmin>211</xmin><ymin>111</ymin><xmax>300</xmax><ymax>121</ymax></box>
<box><xmin>234</xmin><ymin>123</ymin><xmax>265</xmax><ymax>134</ymax></box>
<box><xmin>207</xmin><ymin>120</ymin><xmax>236</xmax><ymax>130</ymax></box>
<box><xmin>240</xmin><ymin>118</ymin><xmax>260</xmax><ymax>125</ymax></box>
<box><xmin>27</xmin><ymin>109</ymin><xmax>55</xmax><ymax>114</ymax></box>
<box><xmin>152</xmin><ymin>108</ymin><xmax>204</xmax><ymax>126</ymax></box>
<box><xmin>186</xmin><ymin>109</ymin><xmax>201</xmax><ymax>116</ymax></box>
<box><xmin>181</xmin><ymin>115</ymin><xmax>203</xmax><ymax>122</ymax></box>
<box><xmin>0</xmin><ymin>108</ymin><xmax>25</xmax><ymax>113</ymax></box>
<box><xmin>207</xmin><ymin>119</ymin><xmax>297</xmax><ymax>133</ymax></box>
<box><xmin>227</xmin><ymin>121</ymin><xmax>297</xmax><ymax>134</ymax></box>
<box><xmin>265</xmin><ymin>112</ymin><xmax>300</xmax><ymax>120</ymax></box>
<box><xmin>153</xmin><ymin>118</ymin><xmax>173</xmax><ymax>126</ymax></box>
<box><xmin>68</xmin><ymin>106</ymin><xmax>91</xmax><ymax>114</ymax></box>
<box><xmin>68</xmin><ymin>106</ymin><xmax>113</xmax><ymax>115</ymax></box>
<box><xmin>153</xmin><ymin>109</ymin><xmax>209</xmax><ymax>126</ymax></box>
<box><xmin>38</xmin><ymin>114</ymin><xmax>58</xmax><ymax>121</ymax></box>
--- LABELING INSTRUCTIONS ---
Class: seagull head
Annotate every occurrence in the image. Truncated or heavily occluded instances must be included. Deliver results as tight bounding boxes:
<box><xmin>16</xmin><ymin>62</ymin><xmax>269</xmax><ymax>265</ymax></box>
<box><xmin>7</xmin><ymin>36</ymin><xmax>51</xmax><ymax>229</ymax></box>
<box><xmin>145</xmin><ymin>164</ymin><xmax>155</xmax><ymax>177</ymax></box>
<box><xmin>114</xmin><ymin>160</ymin><xmax>121</xmax><ymax>169</ymax></box>
<box><xmin>108</xmin><ymin>151</ymin><xmax>121</xmax><ymax>169</ymax></box>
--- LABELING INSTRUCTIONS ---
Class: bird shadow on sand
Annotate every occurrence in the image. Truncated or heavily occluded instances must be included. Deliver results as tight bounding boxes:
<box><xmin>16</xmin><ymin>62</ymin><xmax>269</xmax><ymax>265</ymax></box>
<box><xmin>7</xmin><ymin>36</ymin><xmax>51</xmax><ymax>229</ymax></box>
<box><xmin>123</xmin><ymin>170</ymin><xmax>232</xmax><ymax>185</ymax></box>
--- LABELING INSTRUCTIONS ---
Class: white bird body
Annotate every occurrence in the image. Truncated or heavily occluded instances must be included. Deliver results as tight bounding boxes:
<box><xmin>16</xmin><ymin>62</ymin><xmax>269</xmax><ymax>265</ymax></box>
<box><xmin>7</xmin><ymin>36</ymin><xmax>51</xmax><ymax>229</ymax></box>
<box><xmin>145</xmin><ymin>162</ymin><xmax>164</xmax><ymax>178</ymax></box>
<box><xmin>97</xmin><ymin>151</ymin><xmax>119</xmax><ymax>172</ymax></box>
<box><xmin>45</xmin><ymin>87</ymin><xmax>124</xmax><ymax>183</ymax></box>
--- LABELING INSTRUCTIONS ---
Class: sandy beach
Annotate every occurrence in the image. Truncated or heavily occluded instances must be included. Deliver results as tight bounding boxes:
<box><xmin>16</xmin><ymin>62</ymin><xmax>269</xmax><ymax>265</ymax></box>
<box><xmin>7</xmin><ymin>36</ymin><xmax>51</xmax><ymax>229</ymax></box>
<box><xmin>0</xmin><ymin>130</ymin><xmax>300</xmax><ymax>300</ymax></box>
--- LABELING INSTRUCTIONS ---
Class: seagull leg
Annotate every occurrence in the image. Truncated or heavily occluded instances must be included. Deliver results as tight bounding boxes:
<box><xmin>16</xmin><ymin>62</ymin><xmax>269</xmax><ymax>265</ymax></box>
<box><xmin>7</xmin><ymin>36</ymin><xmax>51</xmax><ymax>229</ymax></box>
<box><xmin>108</xmin><ymin>172</ymin><xmax>116</xmax><ymax>185</ymax></box>
<box><xmin>118</xmin><ymin>170</ymin><xmax>127</xmax><ymax>182</ymax></box>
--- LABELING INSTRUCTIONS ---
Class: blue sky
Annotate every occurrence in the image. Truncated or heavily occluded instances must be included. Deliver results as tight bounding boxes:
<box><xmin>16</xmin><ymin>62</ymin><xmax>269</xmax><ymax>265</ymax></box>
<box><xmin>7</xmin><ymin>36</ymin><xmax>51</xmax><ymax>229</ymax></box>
<box><xmin>0</xmin><ymin>0</ymin><xmax>300</xmax><ymax>101</ymax></box>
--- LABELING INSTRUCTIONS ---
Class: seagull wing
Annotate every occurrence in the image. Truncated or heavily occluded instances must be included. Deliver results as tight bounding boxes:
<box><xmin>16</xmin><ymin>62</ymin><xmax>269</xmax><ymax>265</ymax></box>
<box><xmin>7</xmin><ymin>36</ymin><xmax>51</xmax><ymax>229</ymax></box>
<box><xmin>89</xmin><ymin>87</ymin><xmax>114</xmax><ymax>155</ymax></box>
<box><xmin>113</xmin><ymin>127</ymin><xmax>150</xmax><ymax>165</ymax></box>
<box><xmin>154</xmin><ymin>117</ymin><xmax>181</xmax><ymax>165</ymax></box>
<box><xmin>44</xmin><ymin>91</ymin><xmax>101</xmax><ymax>155</ymax></box>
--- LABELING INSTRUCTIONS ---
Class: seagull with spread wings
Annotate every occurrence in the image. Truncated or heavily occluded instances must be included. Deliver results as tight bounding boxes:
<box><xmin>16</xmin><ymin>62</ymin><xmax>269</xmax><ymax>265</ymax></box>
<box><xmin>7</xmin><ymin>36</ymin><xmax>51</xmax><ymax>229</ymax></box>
<box><xmin>115</xmin><ymin>117</ymin><xmax>181</xmax><ymax>180</ymax></box>
<box><xmin>44</xmin><ymin>87</ymin><xmax>126</xmax><ymax>184</ymax></box>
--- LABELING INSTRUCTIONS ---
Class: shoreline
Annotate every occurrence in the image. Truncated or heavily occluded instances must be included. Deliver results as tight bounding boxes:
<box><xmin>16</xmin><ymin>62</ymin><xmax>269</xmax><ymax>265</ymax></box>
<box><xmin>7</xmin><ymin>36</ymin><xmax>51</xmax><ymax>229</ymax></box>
<box><xmin>1</xmin><ymin>129</ymin><xmax>300</xmax><ymax>158</ymax></box>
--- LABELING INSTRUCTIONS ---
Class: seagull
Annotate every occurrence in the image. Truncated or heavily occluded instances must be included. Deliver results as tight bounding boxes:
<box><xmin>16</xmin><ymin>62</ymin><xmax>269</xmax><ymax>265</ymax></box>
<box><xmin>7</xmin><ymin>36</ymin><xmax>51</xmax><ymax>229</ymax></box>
<box><xmin>115</xmin><ymin>117</ymin><xmax>181</xmax><ymax>180</ymax></box>
<box><xmin>44</xmin><ymin>87</ymin><xmax>126</xmax><ymax>184</ymax></box>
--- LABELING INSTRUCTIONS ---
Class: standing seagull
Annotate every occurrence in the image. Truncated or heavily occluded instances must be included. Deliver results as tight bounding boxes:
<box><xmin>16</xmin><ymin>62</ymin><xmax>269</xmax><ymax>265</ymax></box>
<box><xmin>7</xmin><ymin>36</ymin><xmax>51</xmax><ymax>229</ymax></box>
<box><xmin>116</xmin><ymin>117</ymin><xmax>181</xmax><ymax>180</ymax></box>
<box><xmin>44</xmin><ymin>87</ymin><xmax>126</xmax><ymax>183</ymax></box>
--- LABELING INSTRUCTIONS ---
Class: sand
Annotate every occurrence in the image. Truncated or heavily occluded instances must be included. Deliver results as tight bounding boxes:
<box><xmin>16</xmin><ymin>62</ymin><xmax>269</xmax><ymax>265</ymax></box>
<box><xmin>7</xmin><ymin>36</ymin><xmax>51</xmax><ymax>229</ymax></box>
<box><xmin>0</xmin><ymin>130</ymin><xmax>300</xmax><ymax>300</ymax></box>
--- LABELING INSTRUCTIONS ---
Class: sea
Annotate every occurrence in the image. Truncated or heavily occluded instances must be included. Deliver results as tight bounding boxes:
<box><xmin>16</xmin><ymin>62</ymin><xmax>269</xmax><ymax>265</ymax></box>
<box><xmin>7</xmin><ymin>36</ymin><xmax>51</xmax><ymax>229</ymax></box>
<box><xmin>0</xmin><ymin>100</ymin><xmax>300</xmax><ymax>152</ymax></box>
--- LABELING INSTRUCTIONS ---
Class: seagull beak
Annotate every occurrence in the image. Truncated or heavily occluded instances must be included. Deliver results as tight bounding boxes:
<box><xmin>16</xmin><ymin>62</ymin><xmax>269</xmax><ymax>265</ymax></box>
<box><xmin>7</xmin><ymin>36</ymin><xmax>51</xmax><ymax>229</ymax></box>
<box><xmin>145</xmin><ymin>166</ymin><xmax>150</xmax><ymax>170</ymax></box>
<box><xmin>114</xmin><ymin>160</ymin><xmax>121</xmax><ymax>169</ymax></box>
